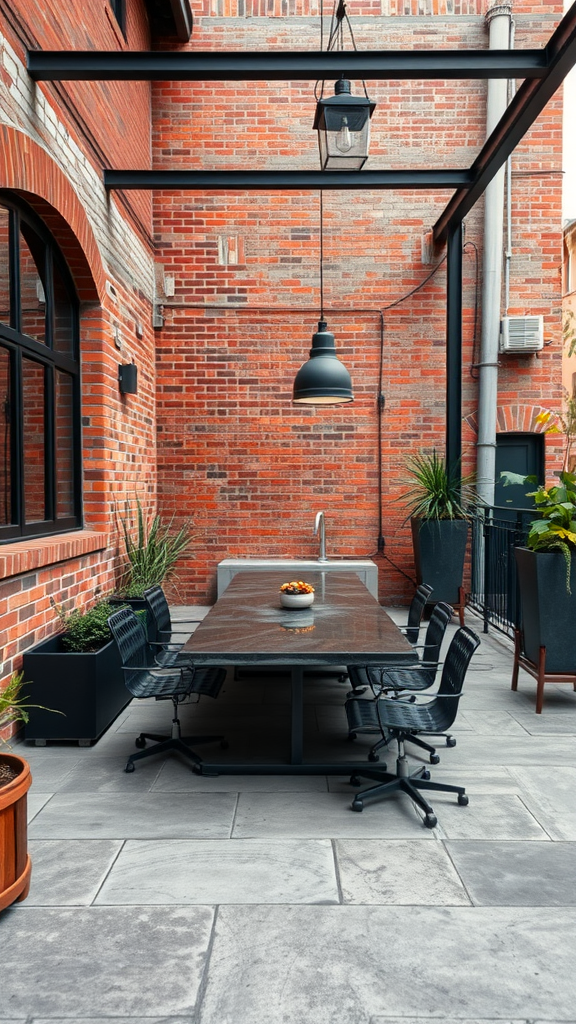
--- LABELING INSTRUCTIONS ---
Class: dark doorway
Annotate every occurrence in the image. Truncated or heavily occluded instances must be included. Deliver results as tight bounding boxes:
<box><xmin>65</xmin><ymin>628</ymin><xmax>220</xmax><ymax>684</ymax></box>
<box><xmin>494</xmin><ymin>432</ymin><xmax>545</xmax><ymax>515</ymax></box>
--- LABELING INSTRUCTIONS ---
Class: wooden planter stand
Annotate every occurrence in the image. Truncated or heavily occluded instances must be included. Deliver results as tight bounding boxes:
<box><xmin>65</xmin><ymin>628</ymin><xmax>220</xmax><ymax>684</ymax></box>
<box><xmin>0</xmin><ymin>754</ymin><xmax>32</xmax><ymax>913</ymax></box>
<box><xmin>512</xmin><ymin>629</ymin><xmax>576</xmax><ymax>715</ymax></box>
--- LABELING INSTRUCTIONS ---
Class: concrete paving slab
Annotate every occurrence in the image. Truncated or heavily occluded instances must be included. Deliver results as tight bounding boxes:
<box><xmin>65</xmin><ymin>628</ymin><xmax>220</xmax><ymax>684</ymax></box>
<box><xmin>232</xmin><ymin>791</ymin><xmax>436</xmax><ymax>838</ymax></box>
<box><xmin>369</xmin><ymin>1019</ymin><xmax>568</xmax><ymax>1024</ymax></box>
<box><xmin>28</xmin><ymin>791</ymin><xmax>237</xmax><ymax>840</ymax></box>
<box><xmin>433</xmin><ymin>793</ymin><xmax>547</xmax><ymax>840</ymax></box>
<box><xmin>445</xmin><ymin>840</ymin><xmax>576</xmax><ymax>905</ymax></box>
<box><xmin>199</xmin><ymin>905</ymin><xmax>576</xmax><ymax>1024</ymax></box>
<box><xmin>336</xmin><ymin>838</ymin><xmax>470</xmax><ymax>905</ymax></box>
<box><xmin>27</xmin><ymin>791</ymin><xmax>53</xmax><ymax>821</ymax></box>
<box><xmin>55</xmin><ymin>756</ymin><xmax>166</xmax><ymax>793</ymax></box>
<box><xmin>151</xmin><ymin>758</ymin><xmax>329</xmax><ymax>792</ymax></box>
<box><xmin>95</xmin><ymin>838</ymin><xmax>338</xmax><ymax>905</ymax></box>
<box><xmin>0</xmin><ymin>906</ymin><xmax>213</xmax><ymax>1018</ymax></box>
<box><xmin>434</xmin><ymin>732</ymin><xmax>576</xmax><ymax>767</ymax></box>
<box><xmin>26</xmin><ymin>840</ymin><xmax>123</xmax><ymax>905</ymax></box>
<box><xmin>510</xmin><ymin>767</ymin><xmax>576</xmax><ymax>840</ymax></box>
<box><xmin>31</xmin><ymin>1019</ymin><xmax>195</xmax><ymax>1024</ymax></box>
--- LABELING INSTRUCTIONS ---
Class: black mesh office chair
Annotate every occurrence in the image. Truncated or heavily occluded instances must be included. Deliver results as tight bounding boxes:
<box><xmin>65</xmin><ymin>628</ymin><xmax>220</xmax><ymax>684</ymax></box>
<box><xmin>346</xmin><ymin>601</ymin><xmax>454</xmax><ymax>761</ymax></box>
<box><xmin>346</xmin><ymin>625</ymin><xmax>480</xmax><ymax>828</ymax></box>
<box><xmin>143</xmin><ymin>584</ymin><xmax>202</xmax><ymax>654</ymax></box>
<box><xmin>402</xmin><ymin>583</ymin><xmax>434</xmax><ymax>644</ymax></box>
<box><xmin>108</xmin><ymin>606</ymin><xmax>227</xmax><ymax>773</ymax></box>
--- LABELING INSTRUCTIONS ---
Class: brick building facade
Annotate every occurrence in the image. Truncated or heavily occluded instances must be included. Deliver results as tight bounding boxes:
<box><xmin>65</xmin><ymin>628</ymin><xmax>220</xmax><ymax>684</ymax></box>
<box><xmin>0</xmin><ymin>0</ymin><xmax>569</xmax><ymax>720</ymax></box>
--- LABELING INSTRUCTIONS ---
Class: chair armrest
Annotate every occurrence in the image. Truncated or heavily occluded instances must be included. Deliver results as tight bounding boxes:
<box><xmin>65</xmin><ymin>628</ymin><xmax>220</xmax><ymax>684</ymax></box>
<box><xmin>120</xmin><ymin>663</ymin><xmax>186</xmax><ymax>679</ymax></box>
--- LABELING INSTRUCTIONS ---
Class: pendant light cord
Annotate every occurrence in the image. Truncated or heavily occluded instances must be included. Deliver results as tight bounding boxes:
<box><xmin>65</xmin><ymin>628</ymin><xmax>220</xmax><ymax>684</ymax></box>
<box><xmin>319</xmin><ymin>190</ymin><xmax>324</xmax><ymax>320</ymax></box>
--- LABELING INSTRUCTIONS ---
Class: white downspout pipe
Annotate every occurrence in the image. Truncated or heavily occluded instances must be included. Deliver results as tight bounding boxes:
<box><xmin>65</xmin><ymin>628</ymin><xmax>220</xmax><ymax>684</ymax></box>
<box><xmin>476</xmin><ymin>3</ymin><xmax>513</xmax><ymax>506</ymax></box>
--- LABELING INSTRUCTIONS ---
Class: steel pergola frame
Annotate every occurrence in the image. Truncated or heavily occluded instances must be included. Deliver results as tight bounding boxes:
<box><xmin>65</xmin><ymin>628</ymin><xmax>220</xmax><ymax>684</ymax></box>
<box><xmin>24</xmin><ymin>2</ymin><xmax>576</xmax><ymax>467</ymax></box>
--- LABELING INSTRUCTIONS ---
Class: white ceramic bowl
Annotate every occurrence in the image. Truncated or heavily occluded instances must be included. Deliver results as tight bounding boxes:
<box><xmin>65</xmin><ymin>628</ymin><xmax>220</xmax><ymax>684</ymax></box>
<box><xmin>280</xmin><ymin>591</ymin><xmax>315</xmax><ymax>609</ymax></box>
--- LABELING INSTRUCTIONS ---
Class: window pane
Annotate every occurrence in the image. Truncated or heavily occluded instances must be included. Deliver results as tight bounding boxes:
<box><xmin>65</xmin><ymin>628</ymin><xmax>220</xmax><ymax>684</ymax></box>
<box><xmin>55</xmin><ymin>370</ymin><xmax>74</xmax><ymax>518</ymax></box>
<box><xmin>0</xmin><ymin>344</ymin><xmax>12</xmax><ymax>525</ymax></box>
<box><xmin>52</xmin><ymin>258</ymin><xmax>74</xmax><ymax>355</ymax></box>
<box><xmin>22</xmin><ymin>358</ymin><xmax>46</xmax><ymax>523</ymax></box>
<box><xmin>0</xmin><ymin>207</ymin><xmax>10</xmax><ymax>327</ymax></box>
<box><xmin>20</xmin><ymin>223</ymin><xmax>46</xmax><ymax>344</ymax></box>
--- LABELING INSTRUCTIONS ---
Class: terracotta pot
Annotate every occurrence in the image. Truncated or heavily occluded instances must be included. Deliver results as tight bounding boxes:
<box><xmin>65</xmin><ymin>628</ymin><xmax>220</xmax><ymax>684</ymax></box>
<box><xmin>0</xmin><ymin>753</ymin><xmax>32</xmax><ymax>913</ymax></box>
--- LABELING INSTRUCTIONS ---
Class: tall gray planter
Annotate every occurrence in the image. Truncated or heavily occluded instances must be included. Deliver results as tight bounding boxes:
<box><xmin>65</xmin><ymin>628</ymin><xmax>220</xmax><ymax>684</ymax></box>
<box><xmin>512</xmin><ymin>547</ymin><xmax>576</xmax><ymax>713</ymax></box>
<box><xmin>22</xmin><ymin>635</ymin><xmax>130</xmax><ymax>745</ymax></box>
<box><xmin>411</xmin><ymin>518</ymin><xmax>469</xmax><ymax>612</ymax></box>
<box><xmin>514</xmin><ymin>547</ymin><xmax>576</xmax><ymax>672</ymax></box>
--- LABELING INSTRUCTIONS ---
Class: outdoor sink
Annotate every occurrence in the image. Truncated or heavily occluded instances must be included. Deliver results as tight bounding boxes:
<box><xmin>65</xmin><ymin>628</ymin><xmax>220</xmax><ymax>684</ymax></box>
<box><xmin>216</xmin><ymin>558</ymin><xmax>379</xmax><ymax>599</ymax></box>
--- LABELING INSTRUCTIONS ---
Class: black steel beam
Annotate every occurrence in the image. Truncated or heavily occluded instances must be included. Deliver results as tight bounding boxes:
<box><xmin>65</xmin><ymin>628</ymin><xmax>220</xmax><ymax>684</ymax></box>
<box><xmin>434</xmin><ymin>2</ymin><xmax>576</xmax><ymax>244</ymax></box>
<box><xmin>103</xmin><ymin>169</ymin><xmax>473</xmax><ymax>191</ymax></box>
<box><xmin>27</xmin><ymin>48</ymin><xmax>548</xmax><ymax>82</ymax></box>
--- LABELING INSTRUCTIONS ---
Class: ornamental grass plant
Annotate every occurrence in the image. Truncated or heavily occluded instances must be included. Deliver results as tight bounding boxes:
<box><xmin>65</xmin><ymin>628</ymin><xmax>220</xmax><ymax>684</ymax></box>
<box><xmin>400</xmin><ymin>449</ymin><xmax>479</xmax><ymax>521</ymax></box>
<box><xmin>118</xmin><ymin>498</ymin><xmax>192</xmax><ymax>598</ymax></box>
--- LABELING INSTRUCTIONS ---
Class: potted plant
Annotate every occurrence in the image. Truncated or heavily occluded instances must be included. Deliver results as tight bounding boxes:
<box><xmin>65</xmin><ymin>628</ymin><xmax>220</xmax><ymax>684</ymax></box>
<box><xmin>400</xmin><ymin>449</ymin><xmax>479</xmax><ymax>623</ymax></box>
<box><xmin>22</xmin><ymin>599</ymin><xmax>131</xmax><ymax>744</ymax></box>
<box><xmin>110</xmin><ymin>498</ymin><xmax>192</xmax><ymax>640</ymax></box>
<box><xmin>0</xmin><ymin>672</ymin><xmax>33</xmax><ymax>911</ymax></box>
<box><xmin>501</xmin><ymin>465</ymin><xmax>576</xmax><ymax>712</ymax></box>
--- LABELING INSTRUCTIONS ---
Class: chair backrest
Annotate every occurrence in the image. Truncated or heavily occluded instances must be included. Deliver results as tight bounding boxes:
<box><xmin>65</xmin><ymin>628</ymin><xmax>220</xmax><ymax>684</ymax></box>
<box><xmin>420</xmin><ymin>601</ymin><xmax>453</xmax><ymax>667</ymax></box>
<box><xmin>433</xmin><ymin>626</ymin><xmax>480</xmax><ymax>727</ymax></box>
<box><xmin>143</xmin><ymin>585</ymin><xmax>172</xmax><ymax>639</ymax></box>
<box><xmin>405</xmin><ymin>583</ymin><xmax>434</xmax><ymax>644</ymax></box>
<box><xmin>108</xmin><ymin>606</ymin><xmax>157</xmax><ymax>697</ymax></box>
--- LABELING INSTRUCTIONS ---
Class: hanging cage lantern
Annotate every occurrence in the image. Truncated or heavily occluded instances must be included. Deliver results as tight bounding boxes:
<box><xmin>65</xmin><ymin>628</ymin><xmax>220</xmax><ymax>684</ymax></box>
<box><xmin>313</xmin><ymin>79</ymin><xmax>376</xmax><ymax>171</ymax></box>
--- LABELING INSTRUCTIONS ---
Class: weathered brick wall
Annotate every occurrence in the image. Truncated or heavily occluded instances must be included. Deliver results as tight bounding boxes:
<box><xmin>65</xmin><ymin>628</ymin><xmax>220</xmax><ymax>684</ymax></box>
<box><xmin>0</xmin><ymin>1</ymin><xmax>158</xmax><ymax>706</ymax></box>
<box><xmin>154</xmin><ymin>1</ymin><xmax>565</xmax><ymax>604</ymax></box>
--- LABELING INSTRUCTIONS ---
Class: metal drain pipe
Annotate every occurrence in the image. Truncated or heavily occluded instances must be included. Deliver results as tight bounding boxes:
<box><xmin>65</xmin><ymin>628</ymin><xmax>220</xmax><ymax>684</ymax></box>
<box><xmin>476</xmin><ymin>2</ymin><xmax>513</xmax><ymax>506</ymax></box>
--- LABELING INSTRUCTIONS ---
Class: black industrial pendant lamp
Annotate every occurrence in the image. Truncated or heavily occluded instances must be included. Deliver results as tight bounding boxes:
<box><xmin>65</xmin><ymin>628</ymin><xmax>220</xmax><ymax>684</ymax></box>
<box><xmin>313</xmin><ymin>0</ymin><xmax>376</xmax><ymax>171</ymax></box>
<box><xmin>293</xmin><ymin>193</ymin><xmax>354</xmax><ymax>405</ymax></box>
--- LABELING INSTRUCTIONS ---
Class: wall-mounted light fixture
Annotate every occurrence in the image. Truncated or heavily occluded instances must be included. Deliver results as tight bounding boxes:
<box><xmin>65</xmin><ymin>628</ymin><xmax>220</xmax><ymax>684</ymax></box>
<box><xmin>118</xmin><ymin>362</ymin><xmax>138</xmax><ymax>395</ymax></box>
<box><xmin>313</xmin><ymin>0</ymin><xmax>376</xmax><ymax>171</ymax></box>
<box><xmin>293</xmin><ymin>192</ymin><xmax>353</xmax><ymax>405</ymax></box>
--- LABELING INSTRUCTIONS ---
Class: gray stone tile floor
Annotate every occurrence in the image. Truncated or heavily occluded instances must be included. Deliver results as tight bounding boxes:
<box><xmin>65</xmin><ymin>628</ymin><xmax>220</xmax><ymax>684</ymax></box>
<box><xmin>3</xmin><ymin>606</ymin><xmax>576</xmax><ymax>1023</ymax></box>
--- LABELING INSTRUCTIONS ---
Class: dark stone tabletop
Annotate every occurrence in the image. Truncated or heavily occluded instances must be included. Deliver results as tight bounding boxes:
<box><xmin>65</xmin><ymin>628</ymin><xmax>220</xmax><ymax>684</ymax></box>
<box><xmin>183</xmin><ymin>570</ymin><xmax>417</xmax><ymax>667</ymax></box>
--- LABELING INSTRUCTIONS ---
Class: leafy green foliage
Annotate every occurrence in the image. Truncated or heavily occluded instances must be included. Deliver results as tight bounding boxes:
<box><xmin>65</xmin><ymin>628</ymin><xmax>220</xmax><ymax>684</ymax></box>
<box><xmin>0</xmin><ymin>670</ymin><xmax>62</xmax><ymax>740</ymax></box>
<box><xmin>118</xmin><ymin>498</ymin><xmax>192</xmax><ymax>599</ymax></box>
<box><xmin>500</xmin><ymin>469</ymin><xmax>576</xmax><ymax>592</ymax></box>
<box><xmin>54</xmin><ymin>600</ymin><xmax>119</xmax><ymax>653</ymax></box>
<box><xmin>400</xmin><ymin>449</ymin><xmax>479</xmax><ymax>521</ymax></box>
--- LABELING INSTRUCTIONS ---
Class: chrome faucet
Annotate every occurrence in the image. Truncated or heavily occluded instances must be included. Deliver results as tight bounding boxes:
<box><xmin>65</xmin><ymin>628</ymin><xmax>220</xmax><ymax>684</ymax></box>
<box><xmin>314</xmin><ymin>511</ymin><xmax>328</xmax><ymax>562</ymax></box>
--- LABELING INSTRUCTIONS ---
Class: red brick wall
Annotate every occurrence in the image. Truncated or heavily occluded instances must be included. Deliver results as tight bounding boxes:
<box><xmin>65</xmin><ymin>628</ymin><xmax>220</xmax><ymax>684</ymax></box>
<box><xmin>154</xmin><ymin>2</ymin><xmax>565</xmax><ymax>604</ymax></box>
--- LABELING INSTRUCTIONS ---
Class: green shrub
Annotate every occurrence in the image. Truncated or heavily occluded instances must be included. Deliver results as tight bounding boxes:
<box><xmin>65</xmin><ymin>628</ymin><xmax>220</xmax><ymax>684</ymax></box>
<box><xmin>56</xmin><ymin>600</ymin><xmax>120</xmax><ymax>653</ymax></box>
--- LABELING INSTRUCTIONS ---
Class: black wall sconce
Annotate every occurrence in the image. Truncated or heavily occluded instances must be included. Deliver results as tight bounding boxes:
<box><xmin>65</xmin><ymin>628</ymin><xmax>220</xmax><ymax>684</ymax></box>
<box><xmin>118</xmin><ymin>362</ymin><xmax>138</xmax><ymax>395</ymax></box>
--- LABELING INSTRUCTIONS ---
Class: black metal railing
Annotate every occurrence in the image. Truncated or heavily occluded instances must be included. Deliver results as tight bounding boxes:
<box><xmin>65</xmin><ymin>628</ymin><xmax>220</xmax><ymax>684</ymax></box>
<box><xmin>469</xmin><ymin>507</ymin><xmax>533</xmax><ymax>637</ymax></box>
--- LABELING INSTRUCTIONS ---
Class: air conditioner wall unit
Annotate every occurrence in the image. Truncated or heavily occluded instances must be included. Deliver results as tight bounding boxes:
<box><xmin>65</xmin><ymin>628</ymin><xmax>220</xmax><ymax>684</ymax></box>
<box><xmin>499</xmin><ymin>315</ymin><xmax>544</xmax><ymax>353</ymax></box>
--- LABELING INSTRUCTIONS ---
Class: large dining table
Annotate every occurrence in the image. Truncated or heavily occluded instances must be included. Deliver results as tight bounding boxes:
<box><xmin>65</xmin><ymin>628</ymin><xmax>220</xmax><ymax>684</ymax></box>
<box><xmin>182</xmin><ymin>569</ymin><xmax>418</xmax><ymax>775</ymax></box>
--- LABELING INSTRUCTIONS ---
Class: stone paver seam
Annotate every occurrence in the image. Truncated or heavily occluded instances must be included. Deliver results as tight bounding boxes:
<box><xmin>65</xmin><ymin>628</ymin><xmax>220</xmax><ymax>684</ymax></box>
<box><xmin>90</xmin><ymin>838</ymin><xmax>128</xmax><ymax>906</ymax></box>
<box><xmin>193</xmin><ymin>902</ymin><xmax>222</xmax><ymax>1024</ymax></box>
<box><xmin>229</xmin><ymin>791</ymin><xmax>241</xmax><ymax>838</ymax></box>
<box><xmin>514</xmin><ymin>792</ymin><xmax>556</xmax><ymax>841</ymax></box>
<box><xmin>330</xmin><ymin>837</ymin><xmax>345</xmax><ymax>905</ymax></box>
<box><xmin>441</xmin><ymin>836</ymin><xmax>478</xmax><ymax>907</ymax></box>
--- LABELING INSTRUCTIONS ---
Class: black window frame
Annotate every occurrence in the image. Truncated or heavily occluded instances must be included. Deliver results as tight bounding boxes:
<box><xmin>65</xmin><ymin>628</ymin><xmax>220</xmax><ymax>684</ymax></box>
<box><xmin>0</xmin><ymin>194</ymin><xmax>82</xmax><ymax>542</ymax></box>
<box><xmin>109</xmin><ymin>0</ymin><xmax>127</xmax><ymax>37</ymax></box>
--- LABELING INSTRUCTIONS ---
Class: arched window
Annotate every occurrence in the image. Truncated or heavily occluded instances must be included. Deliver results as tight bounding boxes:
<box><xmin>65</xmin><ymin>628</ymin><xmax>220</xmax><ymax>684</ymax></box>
<box><xmin>0</xmin><ymin>194</ymin><xmax>81</xmax><ymax>540</ymax></box>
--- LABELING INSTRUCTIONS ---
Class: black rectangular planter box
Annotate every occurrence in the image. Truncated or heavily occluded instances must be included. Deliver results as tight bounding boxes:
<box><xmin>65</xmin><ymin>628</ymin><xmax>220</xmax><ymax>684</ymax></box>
<box><xmin>22</xmin><ymin>635</ymin><xmax>130</xmax><ymax>745</ymax></box>
<box><xmin>515</xmin><ymin>546</ymin><xmax>576</xmax><ymax>673</ymax></box>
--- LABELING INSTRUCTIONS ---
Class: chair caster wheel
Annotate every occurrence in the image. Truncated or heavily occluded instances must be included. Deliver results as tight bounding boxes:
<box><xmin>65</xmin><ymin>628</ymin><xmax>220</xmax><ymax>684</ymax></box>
<box><xmin>135</xmin><ymin>736</ymin><xmax>146</xmax><ymax>749</ymax></box>
<box><xmin>347</xmin><ymin>688</ymin><xmax>366</xmax><ymax>699</ymax></box>
<box><xmin>351</xmin><ymin>798</ymin><xmax>364</xmax><ymax>812</ymax></box>
<box><xmin>125</xmin><ymin>762</ymin><xmax>135</xmax><ymax>773</ymax></box>
<box><xmin>446</xmin><ymin>736</ymin><xmax>457</xmax><ymax>748</ymax></box>
<box><xmin>348</xmin><ymin>732</ymin><xmax>357</xmax><ymax>742</ymax></box>
<box><xmin>420</xmin><ymin>769</ymin><xmax>431</xmax><ymax>780</ymax></box>
<box><xmin>349</xmin><ymin>774</ymin><xmax>362</xmax><ymax>786</ymax></box>
<box><xmin>424</xmin><ymin>813</ymin><xmax>437</xmax><ymax>829</ymax></box>
<box><xmin>430</xmin><ymin>753</ymin><xmax>440</xmax><ymax>765</ymax></box>
<box><xmin>458</xmin><ymin>793</ymin><xmax>469</xmax><ymax>806</ymax></box>
<box><xmin>220</xmin><ymin>739</ymin><xmax>229</xmax><ymax>749</ymax></box>
<box><xmin>368</xmin><ymin>751</ymin><xmax>380</xmax><ymax>762</ymax></box>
